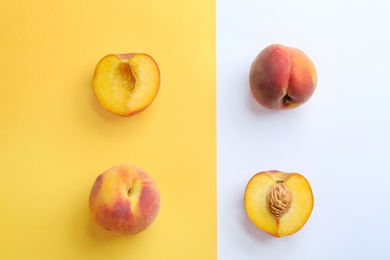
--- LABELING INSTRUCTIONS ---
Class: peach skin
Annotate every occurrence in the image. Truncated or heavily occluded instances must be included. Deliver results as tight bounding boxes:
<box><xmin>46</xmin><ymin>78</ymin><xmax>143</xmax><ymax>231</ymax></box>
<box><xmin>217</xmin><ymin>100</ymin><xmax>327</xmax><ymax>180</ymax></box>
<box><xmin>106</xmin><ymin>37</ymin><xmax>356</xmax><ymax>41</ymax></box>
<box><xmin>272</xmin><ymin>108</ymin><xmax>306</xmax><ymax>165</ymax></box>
<box><xmin>89</xmin><ymin>164</ymin><xmax>161</xmax><ymax>235</ymax></box>
<box><xmin>249</xmin><ymin>44</ymin><xmax>317</xmax><ymax>110</ymax></box>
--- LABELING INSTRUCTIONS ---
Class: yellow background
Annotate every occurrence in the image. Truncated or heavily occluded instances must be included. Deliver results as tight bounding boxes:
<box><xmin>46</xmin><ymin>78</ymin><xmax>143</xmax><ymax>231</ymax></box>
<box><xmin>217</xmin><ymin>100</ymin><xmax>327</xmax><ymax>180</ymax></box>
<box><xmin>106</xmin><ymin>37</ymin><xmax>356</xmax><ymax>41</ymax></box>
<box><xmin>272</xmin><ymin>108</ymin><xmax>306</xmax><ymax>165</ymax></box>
<box><xmin>0</xmin><ymin>0</ymin><xmax>216</xmax><ymax>259</ymax></box>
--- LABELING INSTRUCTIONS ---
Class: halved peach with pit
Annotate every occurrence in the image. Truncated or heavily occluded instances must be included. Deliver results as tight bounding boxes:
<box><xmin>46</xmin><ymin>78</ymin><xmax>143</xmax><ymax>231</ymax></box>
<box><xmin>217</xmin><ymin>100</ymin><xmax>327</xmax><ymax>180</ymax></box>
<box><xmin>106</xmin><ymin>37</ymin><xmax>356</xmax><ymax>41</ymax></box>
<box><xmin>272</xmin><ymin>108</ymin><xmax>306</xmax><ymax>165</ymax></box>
<box><xmin>92</xmin><ymin>53</ymin><xmax>160</xmax><ymax>117</ymax></box>
<box><xmin>244</xmin><ymin>170</ymin><xmax>314</xmax><ymax>237</ymax></box>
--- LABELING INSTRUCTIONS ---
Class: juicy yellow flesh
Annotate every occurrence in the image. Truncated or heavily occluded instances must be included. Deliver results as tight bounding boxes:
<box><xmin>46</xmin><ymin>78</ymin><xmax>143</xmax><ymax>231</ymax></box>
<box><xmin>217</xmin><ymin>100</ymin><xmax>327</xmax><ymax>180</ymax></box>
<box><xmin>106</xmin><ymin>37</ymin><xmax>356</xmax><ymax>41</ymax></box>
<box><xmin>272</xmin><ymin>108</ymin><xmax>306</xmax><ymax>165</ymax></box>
<box><xmin>245</xmin><ymin>174</ymin><xmax>278</xmax><ymax>235</ymax></box>
<box><xmin>92</xmin><ymin>54</ymin><xmax>160</xmax><ymax>116</ymax></box>
<box><xmin>244</xmin><ymin>172</ymin><xmax>314</xmax><ymax>237</ymax></box>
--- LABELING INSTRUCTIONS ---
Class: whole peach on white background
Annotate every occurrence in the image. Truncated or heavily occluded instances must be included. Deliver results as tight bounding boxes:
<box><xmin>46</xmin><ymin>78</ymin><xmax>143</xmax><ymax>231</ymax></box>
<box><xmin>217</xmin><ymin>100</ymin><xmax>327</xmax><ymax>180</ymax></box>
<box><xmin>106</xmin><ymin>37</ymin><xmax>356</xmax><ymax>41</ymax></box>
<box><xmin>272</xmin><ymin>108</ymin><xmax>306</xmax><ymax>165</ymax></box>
<box><xmin>249</xmin><ymin>44</ymin><xmax>317</xmax><ymax>110</ymax></box>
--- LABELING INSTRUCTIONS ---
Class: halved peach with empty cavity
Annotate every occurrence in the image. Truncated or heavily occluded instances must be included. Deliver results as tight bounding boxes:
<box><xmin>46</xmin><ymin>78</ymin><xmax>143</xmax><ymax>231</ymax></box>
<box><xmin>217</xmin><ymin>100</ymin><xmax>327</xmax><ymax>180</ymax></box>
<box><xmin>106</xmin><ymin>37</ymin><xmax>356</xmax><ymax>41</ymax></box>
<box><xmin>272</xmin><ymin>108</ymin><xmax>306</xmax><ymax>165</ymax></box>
<box><xmin>244</xmin><ymin>170</ymin><xmax>314</xmax><ymax>237</ymax></box>
<box><xmin>92</xmin><ymin>53</ymin><xmax>160</xmax><ymax>117</ymax></box>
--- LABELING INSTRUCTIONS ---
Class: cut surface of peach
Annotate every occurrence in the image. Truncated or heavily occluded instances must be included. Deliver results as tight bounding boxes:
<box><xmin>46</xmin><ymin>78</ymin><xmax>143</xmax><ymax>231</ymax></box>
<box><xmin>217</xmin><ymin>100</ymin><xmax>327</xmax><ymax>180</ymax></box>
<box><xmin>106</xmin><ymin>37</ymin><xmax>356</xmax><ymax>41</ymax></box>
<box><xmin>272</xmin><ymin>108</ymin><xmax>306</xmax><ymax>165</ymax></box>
<box><xmin>244</xmin><ymin>170</ymin><xmax>314</xmax><ymax>237</ymax></box>
<box><xmin>92</xmin><ymin>53</ymin><xmax>160</xmax><ymax>117</ymax></box>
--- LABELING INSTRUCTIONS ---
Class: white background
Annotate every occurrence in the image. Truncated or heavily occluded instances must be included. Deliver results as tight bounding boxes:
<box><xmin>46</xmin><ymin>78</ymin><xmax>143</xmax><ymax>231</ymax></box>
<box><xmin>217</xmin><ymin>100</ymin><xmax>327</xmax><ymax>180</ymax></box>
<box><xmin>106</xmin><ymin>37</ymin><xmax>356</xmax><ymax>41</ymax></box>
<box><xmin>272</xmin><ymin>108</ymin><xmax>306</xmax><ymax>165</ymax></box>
<box><xmin>217</xmin><ymin>1</ymin><xmax>390</xmax><ymax>259</ymax></box>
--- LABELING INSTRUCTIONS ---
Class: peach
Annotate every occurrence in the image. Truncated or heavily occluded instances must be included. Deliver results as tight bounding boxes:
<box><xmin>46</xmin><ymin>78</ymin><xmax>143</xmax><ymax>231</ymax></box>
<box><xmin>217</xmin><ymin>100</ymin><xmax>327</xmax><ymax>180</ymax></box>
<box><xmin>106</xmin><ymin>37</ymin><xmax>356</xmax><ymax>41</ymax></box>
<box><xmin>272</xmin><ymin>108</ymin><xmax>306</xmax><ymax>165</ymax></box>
<box><xmin>249</xmin><ymin>44</ymin><xmax>317</xmax><ymax>109</ymax></box>
<box><xmin>244</xmin><ymin>170</ymin><xmax>314</xmax><ymax>237</ymax></box>
<box><xmin>92</xmin><ymin>53</ymin><xmax>160</xmax><ymax>117</ymax></box>
<box><xmin>89</xmin><ymin>164</ymin><xmax>161</xmax><ymax>235</ymax></box>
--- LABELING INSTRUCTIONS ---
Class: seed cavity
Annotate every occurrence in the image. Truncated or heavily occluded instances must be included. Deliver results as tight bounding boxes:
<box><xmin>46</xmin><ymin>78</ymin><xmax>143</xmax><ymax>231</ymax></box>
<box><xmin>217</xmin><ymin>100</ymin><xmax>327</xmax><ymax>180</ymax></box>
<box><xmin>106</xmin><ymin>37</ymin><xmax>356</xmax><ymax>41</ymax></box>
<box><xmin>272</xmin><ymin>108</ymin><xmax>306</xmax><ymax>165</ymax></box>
<box><xmin>115</xmin><ymin>62</ymin><xmax>136</xmax><ymax>96</ymax></box>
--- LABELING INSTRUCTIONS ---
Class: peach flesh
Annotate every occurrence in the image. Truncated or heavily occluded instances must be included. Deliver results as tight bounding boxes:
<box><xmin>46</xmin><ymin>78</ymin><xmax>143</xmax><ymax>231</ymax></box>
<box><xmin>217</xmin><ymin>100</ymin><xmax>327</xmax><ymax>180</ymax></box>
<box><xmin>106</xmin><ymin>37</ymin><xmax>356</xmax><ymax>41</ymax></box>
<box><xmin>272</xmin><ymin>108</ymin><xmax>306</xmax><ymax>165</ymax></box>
<box><xmin>244</xmin><ymin>170</ymin><xmax>314</xmax><ymax>237</ymax></box>
<box><xmin>92</xmin><ymin>53</ymin><xmax>160</xmax><ymax>117</ymax></box>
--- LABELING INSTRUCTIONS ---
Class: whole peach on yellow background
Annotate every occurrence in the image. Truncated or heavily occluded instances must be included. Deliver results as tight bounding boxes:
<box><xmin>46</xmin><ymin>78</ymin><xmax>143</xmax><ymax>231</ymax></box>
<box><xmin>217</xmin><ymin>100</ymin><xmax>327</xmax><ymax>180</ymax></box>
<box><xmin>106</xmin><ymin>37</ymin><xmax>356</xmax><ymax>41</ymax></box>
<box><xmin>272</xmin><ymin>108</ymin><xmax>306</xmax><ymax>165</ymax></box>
<box><xmin>249</xmin><ymin>44</ymin><xmax>317</xmax><ymax>110</ymax></box>
<box><xmin>89</xmin><ymin>164</ymin><xmax>161</xmax><ymax>235</ymax></box>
